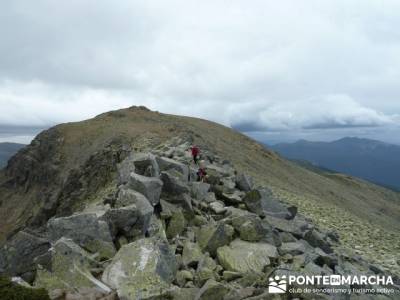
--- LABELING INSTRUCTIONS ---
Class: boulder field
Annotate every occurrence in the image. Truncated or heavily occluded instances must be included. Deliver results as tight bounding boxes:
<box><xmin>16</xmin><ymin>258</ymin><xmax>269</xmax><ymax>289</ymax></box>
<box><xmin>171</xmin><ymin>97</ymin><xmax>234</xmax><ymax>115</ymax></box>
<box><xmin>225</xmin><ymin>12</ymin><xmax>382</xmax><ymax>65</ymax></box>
<box><xmin>0</xmin><ymin>138</ymin><xmax>398</xmax><ymax>299</ymax></box>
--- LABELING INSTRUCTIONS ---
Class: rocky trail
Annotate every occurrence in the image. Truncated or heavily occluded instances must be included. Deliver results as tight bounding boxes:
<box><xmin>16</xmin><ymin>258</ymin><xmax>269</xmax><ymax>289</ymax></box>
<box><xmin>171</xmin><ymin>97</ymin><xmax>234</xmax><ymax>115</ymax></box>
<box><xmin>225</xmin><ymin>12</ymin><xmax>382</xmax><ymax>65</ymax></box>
<box><xmin>0</xmin><ymin>137</ymin><xmax>399</xmax><ymax>299</ymax></box>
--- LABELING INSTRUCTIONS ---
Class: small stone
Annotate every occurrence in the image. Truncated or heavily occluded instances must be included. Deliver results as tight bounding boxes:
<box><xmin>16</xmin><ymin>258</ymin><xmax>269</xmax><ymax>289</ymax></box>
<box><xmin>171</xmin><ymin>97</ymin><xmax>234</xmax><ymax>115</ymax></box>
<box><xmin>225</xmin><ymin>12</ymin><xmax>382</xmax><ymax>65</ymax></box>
<box><xmin>209</xmin><ymin>201</ymin><xmax>226</xmax><ymax>214</ymax></box>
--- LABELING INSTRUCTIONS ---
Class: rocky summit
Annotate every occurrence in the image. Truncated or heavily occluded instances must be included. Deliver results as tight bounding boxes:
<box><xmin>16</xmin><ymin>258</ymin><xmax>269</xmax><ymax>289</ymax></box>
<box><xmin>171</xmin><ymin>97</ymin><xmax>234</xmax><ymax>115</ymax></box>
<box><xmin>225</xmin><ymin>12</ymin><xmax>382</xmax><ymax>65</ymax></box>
<box><xmin>0</xmin><ymin>107</ymin><xmax>399</xmax><ymax>299</ymax></box>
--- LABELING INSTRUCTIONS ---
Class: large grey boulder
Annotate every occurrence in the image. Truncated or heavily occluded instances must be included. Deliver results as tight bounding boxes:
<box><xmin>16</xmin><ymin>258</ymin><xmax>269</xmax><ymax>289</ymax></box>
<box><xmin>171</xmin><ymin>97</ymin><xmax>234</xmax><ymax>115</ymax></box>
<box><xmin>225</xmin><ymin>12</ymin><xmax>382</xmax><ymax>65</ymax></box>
<box><xmin>243</xmin><ymin>188</ymin><xmax>295</xmax><ymax>219</ymax></box>
<box><xmin>196</xmin><ymin>223</ymin><xmax>234</xmax><ymax>256</ymax></box>
<box><xmin>118</xmin><ymin>154</ymin><xmax>136</xmax><ymax>184</ymax></box>
<box><xmin>115</xmin><ymin>188</ymin><xmax>149</xmax><ymax>207</ymax></box>
<box><xmin>235</xmin><ymin>173</ymin><xmax>254</xmax><ymax>192</ymax></box>
<box><xmin>279</xmin><ymin>242</ymin><xmax>306</xmax><ymax>256</ymax></box>
<box><xmin>190</xmin><ymin>182</ymin><xmax>211</xmax><ymax>201</ymax></box>
<box><xmin>156</xmin><ymin>156</ymin><xmax>189</xmax><ymax>180</ymax></box>
<box><xmin>227</xmin><ymin>208</ymin><xmax>280</xmax><ymax>245</ymax></box>
<box><xmin>119</xmin><ymin>152</ymin><xmax>159</xmax><ymax>183</ymax></box>
<box><xmin>237</xmin><ymin>217</ymin><xmax>270</xmax><ymax>243</ymax></box>
<box><xmin>131</xmin><ymin>152</ymin><xmax>160</xmax><ymax>177</ymax></box>
<box><xmin>47</xmin><ymin>213</ymin><xmax>116</xmax><ymax>259</ymax></box>
<box><xmin>160</xmin><ymin>170</ymin><xmax>190</xmax><ymax>196</ymax></box>
<box><xmin>115</xmin><ymin>188</ymin><xmax>154</xmax><ymax>237</ymax></box>
<box><xmin>35</xmin><ymin>238</ymin><xmax>112</xmax><ymax>294</ymax></box>
<box><xmin>304</xmin><ymin>229</ymin><xmax>333</xmax><ymax>254</ymax></box>
<box><xmin>100</xmin><ymin>205</ymin><xmax>138</xmax><ymax>238</ymax></box>
<box><xmin>102</xmin><ymin>237</ymin><xmax>177</xmax><ymax>299</ymax></box>
<box><xmin>313</xmin><ymin>247</ymin><xmax>338</xmax><ymax>269</ymax></box>
<box><xmin>128</xmin><ymin>172</ymin><xmax>163</xmax><ymax>205</ymax></box>
<box><xmin>0</xmin><ymin>230</ymin><xmax>50</xmax><ymax>282</ymax></box>
<box><xmin>217</xmin><ymin>239</ymin><xmax>278</xmax><ymax>274</ymax></box>
<box><xmin>265</xmin><ymin>215</ymin><xmax>311</xmax><ymax>238</ymax></box>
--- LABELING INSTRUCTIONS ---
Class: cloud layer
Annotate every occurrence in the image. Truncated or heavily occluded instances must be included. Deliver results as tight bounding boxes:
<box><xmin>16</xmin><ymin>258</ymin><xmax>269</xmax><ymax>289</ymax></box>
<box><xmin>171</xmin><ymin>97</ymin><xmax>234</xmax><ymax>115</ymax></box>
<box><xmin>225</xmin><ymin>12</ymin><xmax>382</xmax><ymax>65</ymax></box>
<box><xmin>1</xmin><ymin>1</ymin><xmax>400</xmax><ymax>142</ymax></box>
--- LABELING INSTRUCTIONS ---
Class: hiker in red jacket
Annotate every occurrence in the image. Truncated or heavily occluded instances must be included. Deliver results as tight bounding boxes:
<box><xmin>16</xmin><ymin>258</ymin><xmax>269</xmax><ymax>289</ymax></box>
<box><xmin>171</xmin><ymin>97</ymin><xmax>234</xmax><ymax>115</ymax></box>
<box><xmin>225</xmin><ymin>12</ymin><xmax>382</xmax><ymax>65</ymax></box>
<box><xmin>189</xmin><ymin>145</ymin><xmax>200</xmax><ymax>164</ymax></box>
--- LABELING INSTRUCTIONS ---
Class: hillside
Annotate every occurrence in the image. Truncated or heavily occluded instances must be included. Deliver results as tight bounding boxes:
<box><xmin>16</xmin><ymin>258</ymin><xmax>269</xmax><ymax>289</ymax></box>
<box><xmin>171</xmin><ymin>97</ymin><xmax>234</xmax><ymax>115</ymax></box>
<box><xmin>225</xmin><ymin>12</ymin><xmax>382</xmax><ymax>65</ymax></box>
<box><xmin>270</xmin><ymin>137</ymin><xmax>400</xmax><ymax>191</ymax></box>
<box><xmin>0</xmin><ymin>106</ymin><xmax>399</xmax><ymax>280</ymax></box>
<box><xmin>0</xmin><ymin>142</ymin><xmax>25</xmax><ymax>169</ymax></box>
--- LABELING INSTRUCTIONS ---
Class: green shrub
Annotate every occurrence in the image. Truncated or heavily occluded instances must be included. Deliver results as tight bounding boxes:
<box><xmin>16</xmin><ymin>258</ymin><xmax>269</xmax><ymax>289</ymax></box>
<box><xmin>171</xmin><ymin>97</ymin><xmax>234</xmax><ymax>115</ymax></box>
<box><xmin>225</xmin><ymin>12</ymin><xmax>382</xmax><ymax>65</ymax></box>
<box><xmin>0</xmin><ymin>276</ymin><xmax>50</xmax><ymax>300</ymax></box>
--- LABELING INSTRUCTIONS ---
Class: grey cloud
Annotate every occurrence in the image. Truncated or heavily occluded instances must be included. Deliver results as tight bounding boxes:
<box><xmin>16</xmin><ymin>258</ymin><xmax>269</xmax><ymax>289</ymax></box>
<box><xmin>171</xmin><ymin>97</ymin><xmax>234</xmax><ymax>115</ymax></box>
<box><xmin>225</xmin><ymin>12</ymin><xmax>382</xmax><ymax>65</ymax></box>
<box><xmin>0</xmin><ymin>1</ymin><xmax>400</xmax><ymax>142</ymax></box>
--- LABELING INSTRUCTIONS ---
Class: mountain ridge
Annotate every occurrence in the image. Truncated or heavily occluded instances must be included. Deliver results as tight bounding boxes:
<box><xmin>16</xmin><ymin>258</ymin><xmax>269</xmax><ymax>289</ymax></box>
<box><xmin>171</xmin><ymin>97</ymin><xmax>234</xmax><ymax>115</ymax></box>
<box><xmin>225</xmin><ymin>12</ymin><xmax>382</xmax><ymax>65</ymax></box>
<box><xmin>0</xmin><ymin>107</ymin><xmax>399</xmax><ymax>285</ymax></box>
<box><xmin>270</xmin><ymin>137</ymin><xmax>400</xmax><ymax>190</ymax></box>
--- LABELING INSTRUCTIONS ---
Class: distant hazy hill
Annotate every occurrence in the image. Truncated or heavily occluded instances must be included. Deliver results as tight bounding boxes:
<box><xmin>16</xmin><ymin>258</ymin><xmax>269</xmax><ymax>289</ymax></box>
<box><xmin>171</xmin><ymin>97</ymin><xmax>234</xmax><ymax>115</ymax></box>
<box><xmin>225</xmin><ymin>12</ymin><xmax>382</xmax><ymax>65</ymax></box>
<box><xmin>0</xmin><ymin>142</ymin><xmax>25</xmax><ymax>168</ymax></box>
<box><xmin>270</xmin><ymin>137</ymin><xmax>400</xmax><ymax>191</ymax></box>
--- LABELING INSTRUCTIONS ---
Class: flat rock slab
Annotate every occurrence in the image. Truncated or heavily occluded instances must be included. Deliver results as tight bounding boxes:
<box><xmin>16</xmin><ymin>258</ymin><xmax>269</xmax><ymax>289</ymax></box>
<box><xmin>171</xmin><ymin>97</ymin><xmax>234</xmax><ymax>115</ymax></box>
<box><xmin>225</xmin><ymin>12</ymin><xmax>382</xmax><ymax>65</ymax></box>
<box><xmin>48</xmin><ymin>213</ymin><xmax>116</xmax><ymax>260</ymax></box>
<box><xmin>217</xmin><ymin>239</ymin><xmax>278</xmax><ymax>273</ymax></box>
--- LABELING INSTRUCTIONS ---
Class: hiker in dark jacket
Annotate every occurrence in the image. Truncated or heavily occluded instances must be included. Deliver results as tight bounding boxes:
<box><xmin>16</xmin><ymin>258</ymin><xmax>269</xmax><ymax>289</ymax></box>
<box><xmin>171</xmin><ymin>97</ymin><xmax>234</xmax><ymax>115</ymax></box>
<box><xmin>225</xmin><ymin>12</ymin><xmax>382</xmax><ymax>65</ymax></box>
<box><xmin>197</xmin><ymin>160</ymin><xmax>207</xmax><ymax>182</ymax></box>
<box><xmin>197</xmin><ymin>167</ymin><xmax>207</xmax><ymax>182</ymax></box>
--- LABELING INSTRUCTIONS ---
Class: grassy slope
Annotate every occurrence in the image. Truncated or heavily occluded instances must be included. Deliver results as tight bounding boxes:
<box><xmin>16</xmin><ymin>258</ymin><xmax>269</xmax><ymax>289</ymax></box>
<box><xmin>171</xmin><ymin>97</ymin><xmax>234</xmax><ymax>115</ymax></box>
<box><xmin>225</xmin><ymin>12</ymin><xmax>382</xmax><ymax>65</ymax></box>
<box><xmin>0</xmin><ymin>107</ymin><xmax>399</xmax><ymax>273</ymax></box>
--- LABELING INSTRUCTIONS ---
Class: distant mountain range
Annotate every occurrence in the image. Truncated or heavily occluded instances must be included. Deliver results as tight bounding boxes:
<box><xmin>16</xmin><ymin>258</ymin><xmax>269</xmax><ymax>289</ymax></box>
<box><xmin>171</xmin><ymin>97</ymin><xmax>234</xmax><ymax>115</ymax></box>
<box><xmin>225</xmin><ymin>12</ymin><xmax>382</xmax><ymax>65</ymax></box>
<box><xmin>270</xmin><ymin>137</ymin><xmax>400</xmax><ymax>191</ymax></box>
<box><xmin>0</xmin><ymin>142</ymin><xmax>25</xmax><ymax>168</ymax></box>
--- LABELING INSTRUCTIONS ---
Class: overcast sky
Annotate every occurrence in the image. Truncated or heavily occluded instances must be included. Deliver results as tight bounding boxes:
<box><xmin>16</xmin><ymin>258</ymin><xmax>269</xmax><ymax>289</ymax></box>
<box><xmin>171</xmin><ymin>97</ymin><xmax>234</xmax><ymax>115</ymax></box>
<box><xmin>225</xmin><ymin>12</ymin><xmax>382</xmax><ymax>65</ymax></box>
<box><xmin>1</xmin><ymin>0</ymin><xmax>400</xmax><ymax>144</ymax></box>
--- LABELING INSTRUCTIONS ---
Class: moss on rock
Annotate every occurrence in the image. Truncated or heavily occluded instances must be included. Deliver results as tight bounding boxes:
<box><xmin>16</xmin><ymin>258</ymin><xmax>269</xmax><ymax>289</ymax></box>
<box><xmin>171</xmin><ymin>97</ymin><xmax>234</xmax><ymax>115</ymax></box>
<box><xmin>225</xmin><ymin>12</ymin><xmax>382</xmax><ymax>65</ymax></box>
<box><xmin>0</xmin><ymin>276</ymin><xmax>49</xmax><ymax>300</ymax></box>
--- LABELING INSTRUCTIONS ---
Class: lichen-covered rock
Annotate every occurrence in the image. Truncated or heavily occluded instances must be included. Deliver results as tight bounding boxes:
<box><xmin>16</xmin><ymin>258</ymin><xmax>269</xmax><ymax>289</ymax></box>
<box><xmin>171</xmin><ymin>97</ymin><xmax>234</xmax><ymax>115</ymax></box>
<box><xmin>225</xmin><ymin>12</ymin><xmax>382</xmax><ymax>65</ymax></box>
<box><xmin>195</xmin><ymin>279</ymin><xmax>231</xmax><ymax>300</ymax></box>
<box><xmin>0</xmin><ymin>276</ymin><xmax>50</xmax><ymax>300</ymax></box>
<box><xmin>128</xmin><ymin>172</ymin><xmax>163</xmax><ymax>205</ymax></box>
<box><xmin>304</xmin><ymin>229</ymin><xmax>333</xmax><ymax>254</ymax></box>
<box><xmin>166</xmin><ymin>209</ymin><xmax>186</xmax><ymax>239</ymax></box>
<box><xmin>0</xmin><ymin>231</ymin><xmax>50</xmax><ymax>283</ymax></box>
<box><xmin>160</xmin><ymin>170</ymin><xmax>190</xmax><ymax>196</ymax></box>
<box><xmin>47</xmin><ymin>213</ymin><xmax>116</xmax><ymax>259</ymax></box>
<box><xmin>115</xmin><ymin>188</ymin><xmax>154</xmax><ymax>236</ymax></box>
<box><xmin>146</xmin><ymin>215</ymin><xmax>167</xmax><ymax>239</ymax></box>
<box><xmin>176</xmin><ymin>270</ymin><xmax>194</xmax><ymax>287</ymax></box>
<box><xmin>118</xmin><ymin>153</ymin><xmax>136</xmax><ymax>184</ymax></box>
<box><xmin>190</xmin><ymin>182</ymin><xmax>211</xmax><ymax>201</ymax></box>
<box><xmin>115</xmin><ymin>188</ymin><xmax>149</xmax><ymax>208</ymax></box>
<box><xmin>182</xmin><ymin>241</ymin><xmax>203</xmax><ymax>268</ymax></box>
<box><xmin>219</xmin><ymin>190</ymin><xmax>244</xmax><ymax>205</ymax></box>
<box><xmin>156</xmin><ymin>156</ymin><xmax>189</xmax><ymax>180</ymax></box>
<box><xmin>132</xmin><ymin>152</ymin><xmax>160</xmax><ymax>177</ymax></box>
<box><xmin>35</xmin><ymin>238</ymin><xmax>112</xmax><ymax>294</ymax></box>
<box><xmin>100</xmin><ymin>205</ymin><xmax>138</xmax><ymax>238</ymax></box>
<box><xmin>279</xmin><ymin>242</ymin><xmax>306</xmax><ymax>256</ymax></box>
<box><xmin>194</xmin><ymin>268</ymin><xmax>215</xmax><ymax>287</ymax></box>
<box><xmin>217</xmin><ymin>239</ymin><xmax>278</xmax><ymax>273</ymax></box>
<box><xmin>265</xmin><ymin>215</ymin><xmax>310</xmax><ymax>238</ymax></box>
<box><xmin>101</xmin><ymin>237</ymin><xmax>177</xmax><ymax>299</ymax></box>
<box><xmin>196</xmin><ymin>223</ymin><xmax>234</xmax><ymax>256</ymax></box>
<box><xmin>230</xmin><ymin>213</ymin><xmax>267</xmax><ymax>242</ymax></box>
<box><xmin>243</xmin><ymin>188</ymin><xmax>294</xmax><ymax>219</ymax></box>
<box><xmin>220</xmin><ymin>177</ymin><xmax>237</xmax><ymax>193</ymax></box>
<box><xmin>235</xmin><ymin>174</ymin><xmax>254</xmax><ymax>192</ymax></box>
